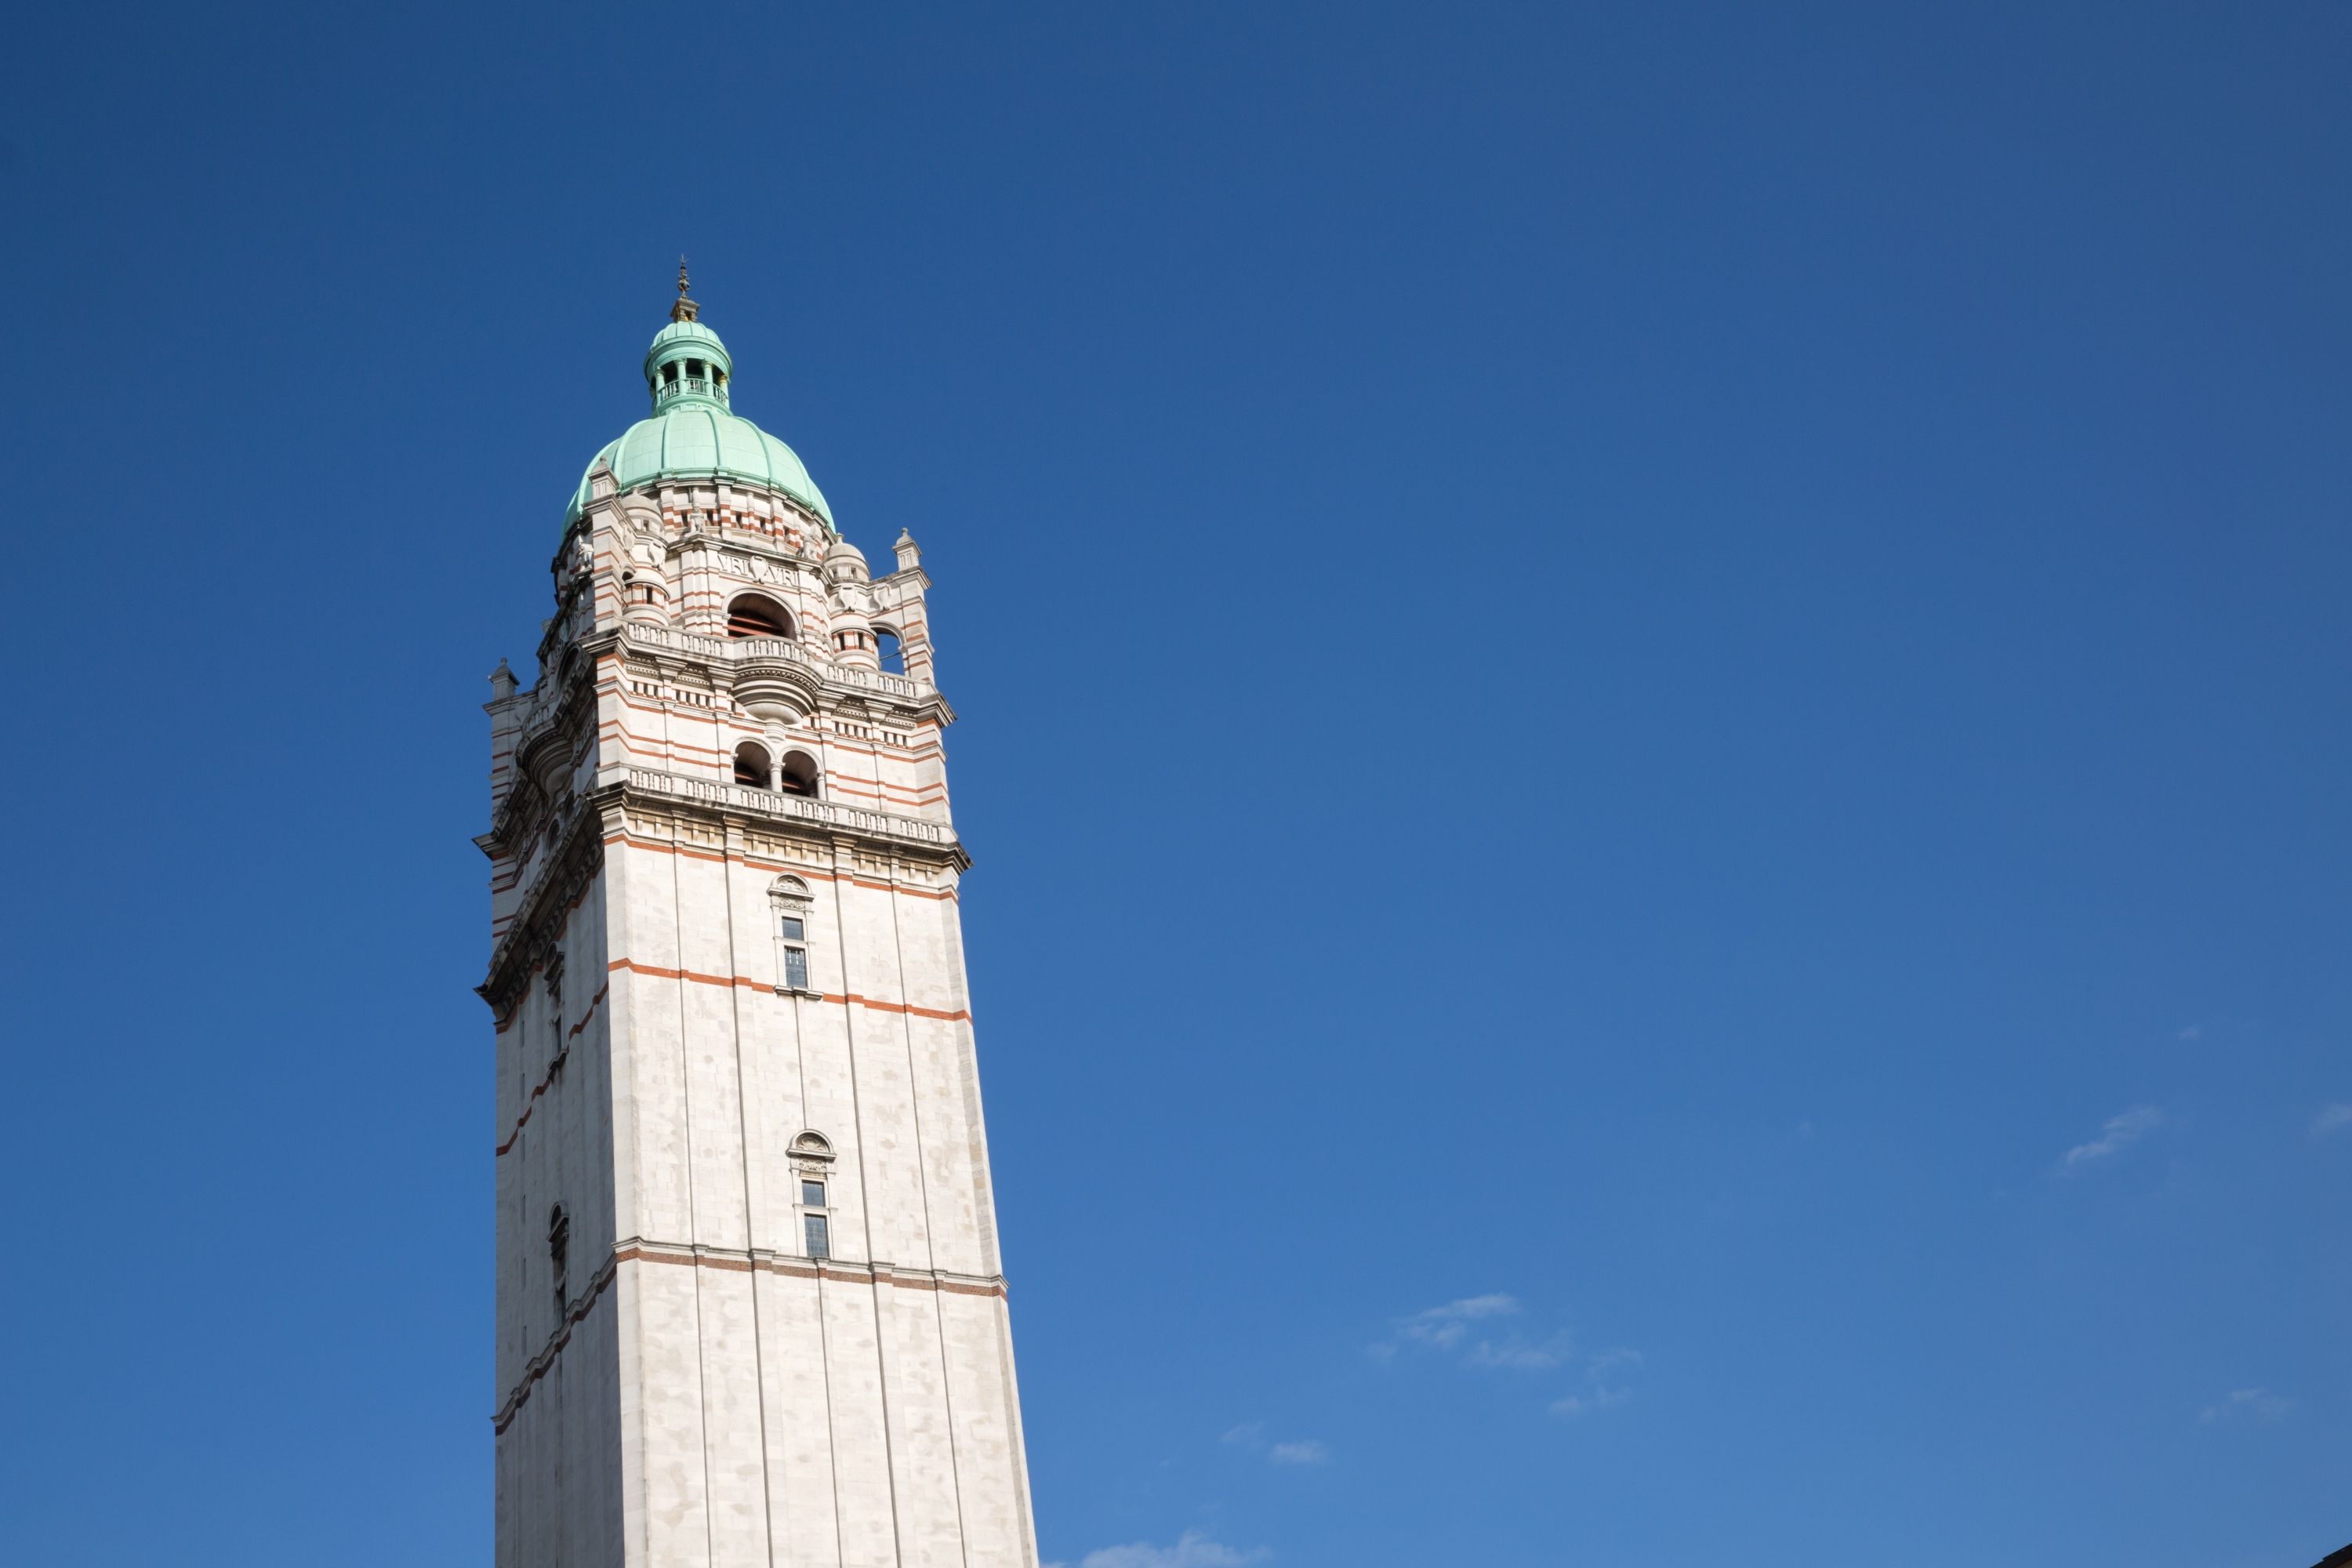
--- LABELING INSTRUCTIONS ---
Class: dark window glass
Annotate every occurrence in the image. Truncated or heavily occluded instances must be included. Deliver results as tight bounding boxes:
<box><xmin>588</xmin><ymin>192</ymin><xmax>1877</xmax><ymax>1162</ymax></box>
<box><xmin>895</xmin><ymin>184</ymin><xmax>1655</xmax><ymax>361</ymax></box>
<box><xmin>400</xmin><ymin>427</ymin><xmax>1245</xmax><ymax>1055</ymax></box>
<box><xmin>783</xmin><ymin>946</ymin><xmax>810</xmax><ymax>991</ymax></box>
<box><xmin>801</xmin><ymin>1180</ymin><xmax>826</xmax><ymax>1207</ymax></box>
<box><xmin>804</xmin><ymin>1214</ymin><xmax>830</xmax><ymax>1259</ymax></box>
<box><xmin>779</xmin><ymin>916</ymin><xmax>805</xmax><ymax>942</ymax></box>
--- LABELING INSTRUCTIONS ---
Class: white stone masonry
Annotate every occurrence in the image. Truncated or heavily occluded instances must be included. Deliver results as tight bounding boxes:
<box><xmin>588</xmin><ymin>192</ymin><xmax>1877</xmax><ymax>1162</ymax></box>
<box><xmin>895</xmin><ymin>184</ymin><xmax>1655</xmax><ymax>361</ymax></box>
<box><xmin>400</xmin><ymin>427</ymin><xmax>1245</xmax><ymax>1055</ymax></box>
<box><xmin>482</xmin><ymin>456</ymin><xmax>1039</xmax><ymax>1567</ymax></box>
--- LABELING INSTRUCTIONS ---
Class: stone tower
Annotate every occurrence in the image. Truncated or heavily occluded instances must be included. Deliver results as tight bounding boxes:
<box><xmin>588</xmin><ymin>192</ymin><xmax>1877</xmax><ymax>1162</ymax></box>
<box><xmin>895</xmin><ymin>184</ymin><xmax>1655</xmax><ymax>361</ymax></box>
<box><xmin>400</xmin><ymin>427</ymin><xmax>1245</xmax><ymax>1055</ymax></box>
<box><xmin>478</xmin><ymin>274</ymin><xmax>1040</xmax><ymax>1567</ymax></box>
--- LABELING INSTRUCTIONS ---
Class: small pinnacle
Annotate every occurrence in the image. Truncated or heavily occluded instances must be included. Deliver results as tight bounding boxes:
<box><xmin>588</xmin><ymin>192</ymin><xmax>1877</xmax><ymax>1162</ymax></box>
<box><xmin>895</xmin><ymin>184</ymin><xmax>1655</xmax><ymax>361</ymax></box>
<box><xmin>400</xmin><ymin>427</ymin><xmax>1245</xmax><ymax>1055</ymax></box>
<box><xmin>671</xmin><ymin>256</ymin><xmax>699</xmax><ymax>323</ymax></box>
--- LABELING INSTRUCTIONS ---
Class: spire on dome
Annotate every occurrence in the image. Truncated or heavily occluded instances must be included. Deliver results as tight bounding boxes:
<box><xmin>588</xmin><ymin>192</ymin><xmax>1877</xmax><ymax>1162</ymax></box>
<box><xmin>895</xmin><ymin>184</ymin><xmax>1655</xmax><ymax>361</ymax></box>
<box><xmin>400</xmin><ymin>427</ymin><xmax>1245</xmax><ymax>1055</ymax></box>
<box><xmin>671</xmin><ymin>257</ymin><xmax>699</xmax><ymax>323</ymax></box>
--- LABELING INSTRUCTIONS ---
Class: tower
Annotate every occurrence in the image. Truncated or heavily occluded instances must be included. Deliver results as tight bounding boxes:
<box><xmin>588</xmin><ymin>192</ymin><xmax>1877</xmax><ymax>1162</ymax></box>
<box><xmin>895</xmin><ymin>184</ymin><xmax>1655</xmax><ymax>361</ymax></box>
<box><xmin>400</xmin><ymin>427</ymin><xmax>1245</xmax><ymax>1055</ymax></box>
<box><xmin>479</xmin><ymin>274</ymin><xmax>1040</xmax><ymax>1567</ymax></box>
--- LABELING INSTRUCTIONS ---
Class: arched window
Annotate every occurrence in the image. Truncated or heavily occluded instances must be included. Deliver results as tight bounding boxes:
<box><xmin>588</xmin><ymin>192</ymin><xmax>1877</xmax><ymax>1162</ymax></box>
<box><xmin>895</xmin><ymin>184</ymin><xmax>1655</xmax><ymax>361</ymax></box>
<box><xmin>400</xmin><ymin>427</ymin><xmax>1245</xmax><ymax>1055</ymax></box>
<box><xmin>875</xmin><ymin>626</ymin><xmax>904</xmax><ymax>674</ymax></box>
<box><xmin>727</xmin><ymin>593</ymin><xmax>794</xmax><ymax>640</ymax></box>
<box><xmin>778</xmin><ymin>751</ymin><xmax>819</xmax><ymax>798</ymax></box>
<box><xmin>733</xmin><ymin>742</ymin><xmax>771</xmax><ymax>788</ymax></box>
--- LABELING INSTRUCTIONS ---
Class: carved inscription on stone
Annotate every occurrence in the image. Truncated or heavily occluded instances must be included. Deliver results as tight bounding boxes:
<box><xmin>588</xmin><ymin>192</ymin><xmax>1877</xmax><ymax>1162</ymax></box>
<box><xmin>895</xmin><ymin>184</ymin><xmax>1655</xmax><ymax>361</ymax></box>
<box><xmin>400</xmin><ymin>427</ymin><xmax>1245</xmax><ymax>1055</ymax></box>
<box><xmin>716</xmin><ymin>551</ymin><xmax>797</xmax><ymax>587</ymax></box>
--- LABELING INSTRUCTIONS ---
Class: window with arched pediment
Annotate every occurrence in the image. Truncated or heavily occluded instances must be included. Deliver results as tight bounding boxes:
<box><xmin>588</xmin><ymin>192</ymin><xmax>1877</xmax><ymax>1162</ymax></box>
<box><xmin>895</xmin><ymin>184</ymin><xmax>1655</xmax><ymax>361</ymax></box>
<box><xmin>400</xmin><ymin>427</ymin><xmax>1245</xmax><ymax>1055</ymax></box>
<box><xmin>789</xmin><ymin>1129</ymin><xmax>836</xmax><ymax>1260</ymax></box>
<box><xmin>770</xmin><ymin>876</ymin><xmax>815</xmax><ymax>994</ymax></box>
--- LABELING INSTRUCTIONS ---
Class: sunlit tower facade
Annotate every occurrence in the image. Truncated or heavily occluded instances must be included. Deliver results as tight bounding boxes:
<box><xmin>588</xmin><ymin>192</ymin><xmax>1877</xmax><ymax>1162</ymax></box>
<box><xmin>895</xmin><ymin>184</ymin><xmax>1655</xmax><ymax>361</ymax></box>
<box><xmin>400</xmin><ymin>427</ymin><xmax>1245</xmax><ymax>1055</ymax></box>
<box><xmin>478</xmin><ymin>272</ymin><xmax>1040</xmax><ymax>1566</ymax></box>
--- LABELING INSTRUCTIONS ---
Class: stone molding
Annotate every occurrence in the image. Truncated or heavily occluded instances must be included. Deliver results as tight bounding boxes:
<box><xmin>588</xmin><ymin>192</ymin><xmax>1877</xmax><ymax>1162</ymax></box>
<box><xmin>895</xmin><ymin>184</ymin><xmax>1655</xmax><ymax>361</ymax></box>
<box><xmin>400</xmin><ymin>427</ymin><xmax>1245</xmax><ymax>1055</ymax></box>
<box><xmin>615</xmin><ymin>766</ymin><xmax>956</xmax><ymax>848</ymax></box>
<box><xmin>606</xmin><ymin>620</ymin><xmax>945</xmax><ymax>711</ymax></box>
<box><xmin>479</xmin><ymin>765</ymin><xmax>965</xmax><ymax>1012</ymax></box>
<box><xmin>491</xmin><ymin>1239</ymin><xmax>1012</xmax><ymax>1434</ymax></box>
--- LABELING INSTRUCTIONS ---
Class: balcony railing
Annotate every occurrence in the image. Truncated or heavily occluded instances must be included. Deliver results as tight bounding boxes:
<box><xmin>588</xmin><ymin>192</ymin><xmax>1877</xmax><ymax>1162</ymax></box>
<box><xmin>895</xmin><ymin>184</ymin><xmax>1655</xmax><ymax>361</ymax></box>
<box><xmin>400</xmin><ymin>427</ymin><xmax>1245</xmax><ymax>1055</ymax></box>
<box><xmin>618</xmin><ymin>767</ymin><xmax>954</xmax><ymax>846</ymax></box>
<box><xmin>619</xmin><ymin>623</ymin><xmax>927</xmax><ymax>699</ymax></box>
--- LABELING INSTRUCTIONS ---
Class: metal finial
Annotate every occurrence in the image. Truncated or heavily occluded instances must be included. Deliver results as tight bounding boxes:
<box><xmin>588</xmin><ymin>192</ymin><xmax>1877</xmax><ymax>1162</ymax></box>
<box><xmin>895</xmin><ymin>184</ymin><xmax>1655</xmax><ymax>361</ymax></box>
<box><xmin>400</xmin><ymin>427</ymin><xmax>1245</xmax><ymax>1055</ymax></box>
<box><xmin>671</xmin><ymin>256</ymin><xmax>699</xmax><ymax>323</ymax></box>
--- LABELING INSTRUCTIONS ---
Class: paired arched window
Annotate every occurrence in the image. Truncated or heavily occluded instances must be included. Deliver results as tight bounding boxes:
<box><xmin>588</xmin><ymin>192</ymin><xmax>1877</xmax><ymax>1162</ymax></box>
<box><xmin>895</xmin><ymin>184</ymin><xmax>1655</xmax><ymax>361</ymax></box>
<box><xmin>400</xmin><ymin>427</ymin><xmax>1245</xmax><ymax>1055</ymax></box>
<box><xmin>734</xmin><ymin>745</ymin><xmax>818</xmax><ymax>797</ymax></box>
<box><xmin>727</xmin><ymin>593</ymin><xmax>794</xmax><ymax>640</ymax></box>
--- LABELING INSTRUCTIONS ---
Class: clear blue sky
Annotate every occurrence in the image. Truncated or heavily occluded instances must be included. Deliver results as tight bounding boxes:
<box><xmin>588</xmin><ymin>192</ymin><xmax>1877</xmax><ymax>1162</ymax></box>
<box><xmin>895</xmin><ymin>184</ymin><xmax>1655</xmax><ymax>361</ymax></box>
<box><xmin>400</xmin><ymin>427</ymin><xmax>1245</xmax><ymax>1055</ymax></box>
<box><xmin>2</xmin><ymin>4</ymin><xmax>2347</xmax><ymax>1565</ymax></box>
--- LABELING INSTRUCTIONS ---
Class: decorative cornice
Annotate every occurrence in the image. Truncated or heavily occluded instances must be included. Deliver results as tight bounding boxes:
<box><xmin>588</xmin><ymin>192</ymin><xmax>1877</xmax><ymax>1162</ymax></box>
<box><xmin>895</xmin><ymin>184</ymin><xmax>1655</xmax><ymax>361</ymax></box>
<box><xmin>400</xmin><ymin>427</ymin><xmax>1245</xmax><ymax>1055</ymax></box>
<box><xmin>480</xmin><ymin>766</ymin><xmax>966</xmax><ymax>1007</ymax></box>
<box><xmin>601</xmin><ymin>622</ymin><xmax>947</xmax><ymax>715</ymax></box>
<box><xmin>614</xmin><ymin>767</ymin><xmax>958</xmax><ymax>850</ymax></box>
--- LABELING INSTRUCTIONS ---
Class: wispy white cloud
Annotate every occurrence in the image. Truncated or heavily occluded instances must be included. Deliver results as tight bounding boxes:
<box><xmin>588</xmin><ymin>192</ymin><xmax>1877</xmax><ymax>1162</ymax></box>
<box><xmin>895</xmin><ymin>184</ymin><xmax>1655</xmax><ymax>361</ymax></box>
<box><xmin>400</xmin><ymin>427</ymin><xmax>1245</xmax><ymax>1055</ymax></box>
<box><xmin>1389</xmin><ymin>1294</ymin><xmax>1522</xmax><ymax>1352</ymax></box>
<box><xmin>2313</xmin><ymin>1104</ymin><xmax>2352</xmax><ymax>1138</ymax></box>
<box><xmin>1065</xmin><ymin>1532</ymin><xmax>1264</xmax><ymax>1568</ymax></box>
<box><xmin>1222</xmin><ymin>1423</ymin><xmax>1328</xmax><ymax>1467</ymax></box>
<box><xmin>1586</xmin><ymin>1347</ymin><xmax>1645</xmax><ymax>1377</ymax></box>
<box><xmin>1380</xmin><ymin>1294</ymin><xmax>1641</xmax><ymax>1414</ymax></box>
<box><xmin>1552</xmin><ymin>1348</ymin><xmax>1644</xmax><ymax>1417</ymax></box>
<box><xmin>1551</xmin><ymin>1387</ymin><xmax>1632</xmax><ymax>1417</ymax></box>
<box><xmin>1376</xmin><ymin>1294</ymin><xmax>1569</xmax><ymax>1370</ymax></box>
<box><xmin>2062</xmin><ymin>1105</ymin><xmax>2165</xmax><ymax>1171</ymax></box>
<box><xmin>1465</xmin><ymin>1334</ymin><xmax>1571</xmax><ymax>1372</ymax></box>
<box><xmin>2200</xmin><ymin>1387</ymin><xmax>2292</xmax><ymax>1424</ymax></box>
<box><xmin>2177</xmin><ymin>1025</ymin><xmax>2202</xmax><ymax>1042</ymax></box>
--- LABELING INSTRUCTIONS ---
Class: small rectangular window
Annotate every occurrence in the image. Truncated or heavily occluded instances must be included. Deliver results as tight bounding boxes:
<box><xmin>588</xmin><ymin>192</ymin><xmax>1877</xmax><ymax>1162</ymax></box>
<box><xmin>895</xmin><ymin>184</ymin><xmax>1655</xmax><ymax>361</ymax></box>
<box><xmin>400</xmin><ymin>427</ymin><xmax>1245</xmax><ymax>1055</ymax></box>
<box><xmin>804</xmin><ymin>1213</ymin><xmax>830</xmax><ymax>1259</ymax></box>
<box><xmin>782</xmin><ymin>946</ymin><xmax>809</xmax><ymax>991</ymax></box>
<box><xmin>779</xmin><ymin>916</ymin><xmax>804</xmax><ymax>942</ymax></box>
<box><xmin>801</xmin><ymin>1179</ymin><xmax>826</xmax><ymax>1207</ymax></box>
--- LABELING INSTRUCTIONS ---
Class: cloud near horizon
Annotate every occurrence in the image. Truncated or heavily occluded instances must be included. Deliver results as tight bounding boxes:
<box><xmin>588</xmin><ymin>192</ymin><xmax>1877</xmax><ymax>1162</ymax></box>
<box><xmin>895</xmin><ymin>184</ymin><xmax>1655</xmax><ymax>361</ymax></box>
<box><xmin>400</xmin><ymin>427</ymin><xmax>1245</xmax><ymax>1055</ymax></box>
<box><xmin>2062</xmin><ymin>1105</ymin><xmax>2165</xmax><ymax>1171</ymax></box>
<box><xmin>1055</xmin><ymin>1531</ymin><xmax>1265</xmax><ymax>1568</ymax></box>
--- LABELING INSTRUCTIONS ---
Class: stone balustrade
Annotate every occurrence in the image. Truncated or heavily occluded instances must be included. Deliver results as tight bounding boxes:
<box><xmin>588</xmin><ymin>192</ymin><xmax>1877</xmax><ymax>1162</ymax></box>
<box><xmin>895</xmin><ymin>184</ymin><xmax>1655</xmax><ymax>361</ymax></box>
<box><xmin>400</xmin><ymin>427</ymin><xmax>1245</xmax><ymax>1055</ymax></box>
<box><xmin>618</xmin><ymin>767</ymin><xmax>955</xmax><ymax>847</ymax></box>
<box><xmin>617</xmin><ymin>622</ymin><xmax>928</xmax><ymax>700</ymax></box>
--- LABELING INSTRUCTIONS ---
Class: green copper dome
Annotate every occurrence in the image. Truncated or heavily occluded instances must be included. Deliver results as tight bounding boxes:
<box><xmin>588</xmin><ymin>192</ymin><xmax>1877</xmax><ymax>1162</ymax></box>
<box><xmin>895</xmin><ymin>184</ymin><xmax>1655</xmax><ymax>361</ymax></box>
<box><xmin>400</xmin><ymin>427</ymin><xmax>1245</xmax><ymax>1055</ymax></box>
<box><xmin>564</xmin><ymin>283</ymin><xmax>833</xmax><ymax>529</ymax></box>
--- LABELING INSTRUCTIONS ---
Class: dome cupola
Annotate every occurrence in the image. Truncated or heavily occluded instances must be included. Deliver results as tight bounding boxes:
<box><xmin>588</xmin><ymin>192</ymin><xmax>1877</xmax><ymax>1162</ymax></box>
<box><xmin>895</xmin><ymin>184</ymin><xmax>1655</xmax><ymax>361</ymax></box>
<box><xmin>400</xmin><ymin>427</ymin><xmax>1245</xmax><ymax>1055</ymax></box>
<box><xmin>644</xmin><ymin>265</ymin><xmax>735</xmax><ymax>412</ymax></box>
<box><xmin>563</xmin><ymin>265</ymin><xmax>834</xmax><ymax>531</ymax></box>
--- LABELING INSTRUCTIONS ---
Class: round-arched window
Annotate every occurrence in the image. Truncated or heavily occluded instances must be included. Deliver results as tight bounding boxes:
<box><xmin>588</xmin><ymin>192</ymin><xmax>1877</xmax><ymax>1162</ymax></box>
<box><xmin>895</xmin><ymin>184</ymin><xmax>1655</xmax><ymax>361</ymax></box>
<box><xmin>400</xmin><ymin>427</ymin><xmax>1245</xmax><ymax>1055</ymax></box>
<box><xmin>779</xmin><ymin>751</ymin><xmax>820</xmax><ymax>798</ymax></box>
<box><xmin>727</xmin><ymin>593</ymin><xmax>794</xmax><ymax>640</ymax></box>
